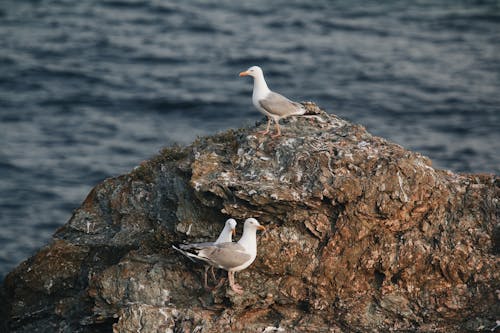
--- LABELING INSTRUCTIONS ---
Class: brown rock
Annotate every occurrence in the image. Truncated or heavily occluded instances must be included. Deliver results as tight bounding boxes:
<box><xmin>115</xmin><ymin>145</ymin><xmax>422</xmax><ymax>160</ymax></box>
<box><xmin>2</xmin><ymin>104</ymin><xmax>498</xmax><ymax>332</ymax></box>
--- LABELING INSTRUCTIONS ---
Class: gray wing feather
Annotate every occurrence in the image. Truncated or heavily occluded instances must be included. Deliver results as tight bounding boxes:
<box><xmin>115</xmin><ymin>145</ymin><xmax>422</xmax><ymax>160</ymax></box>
<box><xmin>179</xmin><ymin>242</ymin><xmax>215</xmax><ymax>250</ymax></box>
<box><xmin>259</xmin><ymin>92</ymin><xmax>305</xmax><ymax>117</ymax></box>
<box><xmin>198</xmin><ymin>243</ymin><xmax>251</xmax><ymax>270</ymax></box>
<box><xmin>172</xmin><ymin>245</ymin><xmax>199</xmax><ymax>263</ymax></box>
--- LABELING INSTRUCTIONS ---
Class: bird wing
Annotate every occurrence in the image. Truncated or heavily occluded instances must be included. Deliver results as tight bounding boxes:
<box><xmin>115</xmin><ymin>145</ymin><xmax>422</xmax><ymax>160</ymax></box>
<box><xmin>259</xmin><ymin>91</ymin><xmax>305</xmax><ymax>118</ymax></box>
<box><xmin>197</xmin><ymin>242</ymin><xmax>252</xmax><ymax>270</ymax></box>
<box><xmin>179</xmin><ymin>242</ymin><xmax>215</xmax><ymax>251</ymax></box>
<box><xmin>172</xmin><ymin>245</ymin><xmax>201</xmax><ymax>263</ymax></box>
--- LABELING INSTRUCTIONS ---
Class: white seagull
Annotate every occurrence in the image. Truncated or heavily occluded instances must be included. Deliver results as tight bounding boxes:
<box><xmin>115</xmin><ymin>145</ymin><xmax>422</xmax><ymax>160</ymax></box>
<box><xmin>239</xmin><ymin>66</ymin><xmax>306</xmax><ymax>137</ymax></box>
<box><xmin>176</xmin><ymin>218</ymin><xmax>237</xmax><ymax>289</ymax></box>
<box><xmin>179</xmin><ymin>218</ymin><xmax>237</xmax><ymax>249</ymax></box>
<box><xmin>174</xmin><ymin>218</ymin><xmax>265</xmax><ymax>294</ymax></box>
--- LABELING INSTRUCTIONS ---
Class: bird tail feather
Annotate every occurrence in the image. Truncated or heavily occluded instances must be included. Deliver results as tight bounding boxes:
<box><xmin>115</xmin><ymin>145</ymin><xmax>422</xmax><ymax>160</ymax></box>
<box><xmin>172</xmin><ymin>245</ymin><xmax>199</xmax><ymax>263</ymax></box>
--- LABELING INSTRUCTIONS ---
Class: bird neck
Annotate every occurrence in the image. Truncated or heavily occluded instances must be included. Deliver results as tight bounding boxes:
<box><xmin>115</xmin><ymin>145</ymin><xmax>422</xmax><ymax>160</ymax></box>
<box><xmin>252</xmin><ymin>74</ymin><xmax>270</xmax><ymax>98</ymax></box>
<box><xmin>238</xmin><ymin>229</ymin><xmax>257</xmax><ymax>253</ymax></box>
<box><xmin>215</xmin><ymin>225</ymin><xmax>231</xmax><ymax>244</ymax></box>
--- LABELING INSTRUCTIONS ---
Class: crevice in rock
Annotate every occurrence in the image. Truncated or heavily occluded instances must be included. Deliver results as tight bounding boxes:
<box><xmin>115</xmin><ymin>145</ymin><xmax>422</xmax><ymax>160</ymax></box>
<box><xmin>374</xmin><ymin>270</ymin><xmax>386</xmax><ymax>290</ymax></box>
<box><xmin>492</xmin><ymin>224</ymin><xmax>500</xmax><ymax>255</ymax></box>
<box><xmin>330</xmin><ymin>202</ymin><xmax>345</xmax><ymax>236</ymax></box>
<box><xmin>297</xmin><ymin>300</ymin><xmax>310</xmax><ymax>313</ymax></box>
<box><xmin>82</xmin><ymin>318</ymin><xmax>118</xmax><ymax>333</ymax></box>
<box><xmin>391</xmin><ymin>270</ymin><xmax>402</xmax><ymax>285</ymax></box>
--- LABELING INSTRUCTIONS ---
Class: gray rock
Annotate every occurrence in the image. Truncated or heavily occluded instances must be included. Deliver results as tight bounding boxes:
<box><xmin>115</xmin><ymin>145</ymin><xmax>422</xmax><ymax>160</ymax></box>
<box><xmin>2</xmin><ymin>104</ymin><xmax>498</xmax><ymax>332</ymax></box>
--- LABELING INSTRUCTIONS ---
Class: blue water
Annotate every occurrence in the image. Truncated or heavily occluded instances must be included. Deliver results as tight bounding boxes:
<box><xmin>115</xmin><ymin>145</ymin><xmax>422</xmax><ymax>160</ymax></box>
<box><xmin>1</xmin><ymin>0</ymin><xmax>499</xmax><ymax>280</ymax></box>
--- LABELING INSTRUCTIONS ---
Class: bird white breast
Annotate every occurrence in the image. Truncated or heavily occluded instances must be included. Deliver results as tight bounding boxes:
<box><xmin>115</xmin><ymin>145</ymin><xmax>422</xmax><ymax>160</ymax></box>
<box><xmin>252</xmin><ymin>93</ymin><xmax>272</xmax><ymax>117</ymax></box>
<box><xmin>251</xmin><ymin>73</ymin><xmax>272</xmax><ymax>117</ymax></box>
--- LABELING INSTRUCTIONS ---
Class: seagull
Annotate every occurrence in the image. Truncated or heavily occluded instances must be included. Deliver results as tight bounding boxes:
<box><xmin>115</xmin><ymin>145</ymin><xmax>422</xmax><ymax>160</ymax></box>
<box><xmin>239</xmin><ymin>66</ymin><xmax>306</xmax><ymax>137</ymax></box>
<box><xmin>179</xmin><ymin>218</ymin><xmax>237</xmax><ymax>249</ymax></box>
<box><xmin>176</xmin><ymin>218</ymin><xmax>237</xmax><ymax>289</ymax></box>
<box><xmin>173</xmin><ymin>218</ymin><xmax>266</xmax><ymax>294</ymax></box>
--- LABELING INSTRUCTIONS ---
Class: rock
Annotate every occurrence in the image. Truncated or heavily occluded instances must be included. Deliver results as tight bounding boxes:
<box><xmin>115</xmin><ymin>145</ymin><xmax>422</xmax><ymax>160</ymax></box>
<box><xmin>2</xmin><ymin>104</ymin><xmax>499</xmax><ymax>332</ymax></box>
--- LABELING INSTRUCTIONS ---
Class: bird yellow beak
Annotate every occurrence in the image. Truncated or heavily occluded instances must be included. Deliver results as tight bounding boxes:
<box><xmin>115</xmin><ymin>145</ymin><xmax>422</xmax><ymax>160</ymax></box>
<box><xmin>239</xmin><ymin>71</ymin><xmax>249</xmax><ymax>77</ymax></box>
<box><xmin>257</xmin><ymin>225</ymin><xmax>266</xmax><ymax>231</ymax></box>
<box><xmin>232</xmin><ymin>228</ymin><xmax>236</xmax><ymax>236</ymax></box>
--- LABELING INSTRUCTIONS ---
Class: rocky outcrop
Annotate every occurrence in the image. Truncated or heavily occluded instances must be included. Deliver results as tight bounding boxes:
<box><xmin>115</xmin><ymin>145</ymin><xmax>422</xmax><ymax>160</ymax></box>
<box><xmin>2</xmin><ymin>103</ymin><xmax>499</xmax><ymax>332</ymax></box>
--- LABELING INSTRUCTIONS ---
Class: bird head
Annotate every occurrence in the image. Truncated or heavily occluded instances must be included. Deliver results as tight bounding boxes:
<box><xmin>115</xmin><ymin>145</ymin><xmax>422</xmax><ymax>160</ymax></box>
<box><xmin>227</xmin><ymin>218</ymin><xmax>237</xmax><ymax>236</ymax></box>
<box><xmin>239</xmin><ymin>66</ymin><xmax>263</xmax><ymax>78</ymax></box>
<box><xmin>244</xmin><ymin>217</ymin><xmax>266</xmax><ymax>231</ymax></box>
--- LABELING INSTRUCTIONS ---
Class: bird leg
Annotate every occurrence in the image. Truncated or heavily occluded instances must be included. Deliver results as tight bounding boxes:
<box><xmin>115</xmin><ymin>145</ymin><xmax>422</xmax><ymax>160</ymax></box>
<box><xmin>210</xmin><ymin>266</ymin><xmax>217</xmax><ymax>281</ymax></box>
<box><xmin>228</xmin><ymin>271</ymin><xmax>244</xmax><ymax>294</ymax></box>
<box><xmin>203</xmin><ymin>266</ymin><xmax>228</xmax><ymax>291</ymax></box>
<box><xmin>210</xmin><ymin>266</ymin><xmax>227</xmax><ymax>290</ymax></box>
<box><xmin>203</xmin><ymin>266</ymin><xmax>226</xmax><ymax>291</ymax></box>
<box><xmin>212</xmin><ymin>277</ymin><xmax>226</xmax><ymax>290</ymax></box>
<box><xmin>271</xmin><ymin>121</ymin><xmax>281</xmax><ymax>138</ymax></box>
<box><xmin>258</xmin><ymin>118</ymin><xmax>271</xmax><ymax>135</ymax></box>
<box><xmin>203</xmin><ymin>266</ymin><xmax>211</xmax><ymax>291</ymax></box>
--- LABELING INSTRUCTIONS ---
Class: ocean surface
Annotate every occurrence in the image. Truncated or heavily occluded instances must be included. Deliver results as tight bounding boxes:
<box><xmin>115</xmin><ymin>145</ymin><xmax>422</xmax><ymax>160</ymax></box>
<box><xmin>1</xmin><ymin>0</ymin><xmax>499</xmax><ymax>280</ymax></box>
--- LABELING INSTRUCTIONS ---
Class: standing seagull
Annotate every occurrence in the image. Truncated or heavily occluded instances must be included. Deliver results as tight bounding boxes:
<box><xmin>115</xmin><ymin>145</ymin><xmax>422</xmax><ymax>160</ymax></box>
<box><xmin>176</xmin><ymin>218</ymin><xmax>237</xmax><ymax>289</ymax></box>
<box><xmin>173</xmin><ymin>218</ymin><xmax>265</xmax><ymax>294</ymax></box>
<box><xmin>239</xmin><ymin>66</ymin><xmax>306</xmax><ymax>137</ymax></box>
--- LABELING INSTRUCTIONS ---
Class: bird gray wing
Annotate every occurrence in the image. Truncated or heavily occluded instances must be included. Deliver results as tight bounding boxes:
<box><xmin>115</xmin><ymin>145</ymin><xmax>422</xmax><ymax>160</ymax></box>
<box><xmin>179</xmin><ymin>242</ymin><xmax>215</xmax><ymax>251</ymax></box>
<box><xmin>259</xmin><ymin>91</ymin><xmax>305</xmax><ymax>117</ymax></box>
<box><xmin>172</xmin><ymin>245</ymin><xmax>201</xmax><ymax>263</ymax></box>
<box><xmin>198</xmin><ymin>242</ymin><xmax>252</xmax><ymax>270</ymax></box>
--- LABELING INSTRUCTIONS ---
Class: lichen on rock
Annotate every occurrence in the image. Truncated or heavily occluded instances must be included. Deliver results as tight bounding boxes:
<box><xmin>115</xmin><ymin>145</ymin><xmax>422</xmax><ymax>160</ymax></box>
<box><xmin>2</xmin><ymin>103</ymin><xmax>499</xmax><ymax>332</ymax></box>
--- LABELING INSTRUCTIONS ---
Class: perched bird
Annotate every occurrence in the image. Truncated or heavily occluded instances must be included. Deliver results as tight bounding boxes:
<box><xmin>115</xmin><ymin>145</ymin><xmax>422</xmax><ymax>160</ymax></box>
<box><xmin>239</xmin><ymin>65</ymin><xmax>306</xmax><ymax>137</ymax></box>
<box><xmin>214</xmin><ymin>218</ymin><xmax>237</xmax><ymax>243</ymax></box>
<box><xmin>173</xmin><ymin>218</ymin><xmax>266</xmax><ymax>294</ymax></box>
<box><xmin>176</xmin><ymin>218</ymin><xmax>237</xmax><ymax>289</ymax></box>
<box><xmin>179</xmin><ymin>218</ymin><xmax>237</xmax><ymax>249</ymax></box>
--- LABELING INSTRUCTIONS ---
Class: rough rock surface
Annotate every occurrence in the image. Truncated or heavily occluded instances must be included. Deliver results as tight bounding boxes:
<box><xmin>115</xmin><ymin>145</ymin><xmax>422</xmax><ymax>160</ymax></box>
<box><xmin>2</xmin><ymin>103</ymin><xmax>499</xmax><ymax>332</ymax></box>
